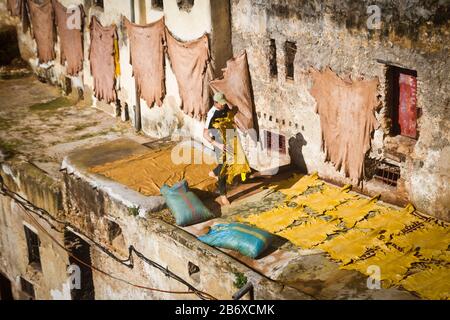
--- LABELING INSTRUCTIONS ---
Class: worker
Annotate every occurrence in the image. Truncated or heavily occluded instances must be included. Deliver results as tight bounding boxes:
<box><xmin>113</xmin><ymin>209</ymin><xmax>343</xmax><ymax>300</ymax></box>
<box><xmin>203</xmin><ymin>92</ymin><xmax>234</xmax><ymax>206</ymax></box>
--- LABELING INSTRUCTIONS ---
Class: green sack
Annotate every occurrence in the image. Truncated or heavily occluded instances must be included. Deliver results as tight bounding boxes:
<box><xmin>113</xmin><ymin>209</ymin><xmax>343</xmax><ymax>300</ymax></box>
<box><xmin>160</xmin><ymin>180</ymin><xmax>214</xmax><ymax>226</ymax></box>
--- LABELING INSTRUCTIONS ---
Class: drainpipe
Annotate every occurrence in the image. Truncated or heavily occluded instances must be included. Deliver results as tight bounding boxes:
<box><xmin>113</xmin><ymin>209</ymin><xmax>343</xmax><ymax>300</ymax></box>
<box><xmin>130</xmin><ymin>0</ymin><xmax>141</xmax><ymax>132</ymax></box>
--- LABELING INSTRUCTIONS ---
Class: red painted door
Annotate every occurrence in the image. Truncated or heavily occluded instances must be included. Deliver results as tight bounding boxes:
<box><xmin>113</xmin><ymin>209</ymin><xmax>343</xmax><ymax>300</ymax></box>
<box><xmin>398</xmin><ymin>73</ymin><xmax>417</xmax><ymax>138</ymax></box>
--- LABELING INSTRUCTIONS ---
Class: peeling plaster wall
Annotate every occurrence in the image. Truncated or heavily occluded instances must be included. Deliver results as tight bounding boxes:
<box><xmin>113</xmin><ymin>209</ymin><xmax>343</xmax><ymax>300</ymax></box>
<box><xmin>230</xmin><ymin>0</ymin><xmax>450</xmax><ymax>220</ymax></box>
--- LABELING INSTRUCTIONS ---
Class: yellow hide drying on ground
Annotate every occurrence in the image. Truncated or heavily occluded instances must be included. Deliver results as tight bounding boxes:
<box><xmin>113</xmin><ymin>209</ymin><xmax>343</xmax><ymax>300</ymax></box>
<box><xmin>356</xmin><ymin>204</ymin><xmax>419</xmax><ymax>237</ymax></box>
<box><xmin>341</xmin><ymin>247</ymin><xmax>420</xmax><ymax>286</ymax></box>
<box><xmin>392</xmin><ymin>225</ymin><xmax>450</xmax><ymax>260</ymax></box>
<box><xmin>212</xmin><ymin>112</ymin><xmax>251</xmax><ymax>184</ymax></box>
<box><xmin>292</xmin><ymin>184</ymin><xmax>357</xmax><ymax>214</ymax></box>
<box><xmin>277</xmin><ymin>218</ymin><xmax>341</xmax><ymax>248</ymax></box>
<box><xmin>235</xmin><ymin>173</ymin><xmax>450</xmax><ymax>299</ymax></box>
<box><xmin>278</xmin><ymin>172</ymin><xmax>324</xmax><ymax>198</ymax></box>
<box><xmin>89</xmin><ymin>145</ymin><xmax>217</xmax><ymax>196</ymax></box>
<box><xmin>238</xmin><ymin>206</ymin><xmax>309</xmax><ymax>234</ymax></box>
<box><xmin>400</xmin><ymin>266</ymin><xmax>450</xmax><ymax>300</ymax></box>
<box><xmin>327</xmin><ymin>196</ymin><xmax>384</xmax><ymax>228</ymax></box>
<box><xmin>318</xmin><ymin>229</ymin><xmax>385</xmax><ymax>264</ymax></box>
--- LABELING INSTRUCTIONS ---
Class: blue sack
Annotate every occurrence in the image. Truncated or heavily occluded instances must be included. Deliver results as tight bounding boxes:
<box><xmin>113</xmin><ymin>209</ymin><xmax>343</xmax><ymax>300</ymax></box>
<box><xmin>160</xmin><ymin>180</ymin><xmax>214</xmax><ymax>227</ymax></box>
<box><xmin>198</xmin><ymin>223</ymin><xmax>272</xmax><ymax>258</ymax></box>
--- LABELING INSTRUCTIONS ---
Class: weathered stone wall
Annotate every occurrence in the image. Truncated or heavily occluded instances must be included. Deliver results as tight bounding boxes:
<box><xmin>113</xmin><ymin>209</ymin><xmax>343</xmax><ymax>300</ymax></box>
<box><xmin>0</xmin><ymin>153</ymin><xmax>310</xmax><ymax>300</ymax></box>
<box><xmin>230</xmin><ymin>0</ymin><xmax>450</xmax><ymax>220</ymax></box>
<box><xmin>0</xmin><ymin>162</ymin><xmax>70</xmax><ymax>300</ymax></box>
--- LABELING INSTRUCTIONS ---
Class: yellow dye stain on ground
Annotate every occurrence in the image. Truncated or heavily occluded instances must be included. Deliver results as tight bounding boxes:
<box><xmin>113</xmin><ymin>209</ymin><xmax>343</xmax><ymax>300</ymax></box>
<box><xmin>318</xmin><ymin>229</ymin><xmax>385</xmax><ymax>264</ymax></box>
<box><xmin>89</xmin><ymin>145</ymin><xmax>217</xmax><ymax>196</ymax></box>
<box><xmin>237</xmin><ymin>205</ymin><xmax>309</xmax><ymax>233</ymax></box>
<box><xmin>341</xmin><ymin>248</ymin><xmax>419</xmax><ymax>286</ymax></box>
<box><xmin>276</xmin><ymin>218</ymin><xmax>341</xmax><ymax>248</ymax></box>
<box><xmin>392</xmin><ymin>225</ymin><xmax>450</xmax><ymax>260</ymax></box>
<box><xmin>356</xmin><ymin>204</ymin><xmax>420</xmax><ymax>237</ymax></box>
<box><xmin>401</xmin><ymin>265</ymin><xmax>450</xmax><ymax>300</ymax></box>
<box><xmin>278</xmin><ymin>172</ymin><xmax>324</xmax><ymax>198</ymax></box>
<box><xmin>293</xmin><ymin>184</ymin><xmax>357</xmax><ymax>214</ymax></box>
<box><xmin>327</xmin><ymin>196</ymin><xmax>384</xmax><ymax>228</ymax></box>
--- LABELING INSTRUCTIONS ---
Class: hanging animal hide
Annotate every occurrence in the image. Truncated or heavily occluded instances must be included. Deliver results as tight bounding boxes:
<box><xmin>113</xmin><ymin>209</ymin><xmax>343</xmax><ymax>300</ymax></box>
<box><xmin>7</xmin><ymin>0</ymin><xmax>22</xmax><ymax>16</ymax></box>
<box><xmin>7</xmin><ymin>0</ymin><xmax>30</xmax><ymax>33</ymax></box>
<box><xmin>89</xmin><ymin>16</ymin><xmax>117</xmax><ymax>103</ymax></box>
<box><xmin>210</xmin><ymin>51</ymin><xmax>255</xmax><ymax>131</ymax></box>
<box><xmin>165</xmin><ymin>28</ymin><xmax>212</xmax><ymax>119</ymax></box>
<box><xmin>310</xmin><ymin>68</ymin><xmax>379</xmax><ymax>183</ymax></box>
<box><xmin>123</xmin><ymin>17</ymin><xmax>166</xmax><ymax>108</ymax></box>
<box><xmin>53</xmin><ymin>0</ymin><xmax>84</xmax><ymax>76</ymax></box>
<box><xmin>28</xmin><ymin>0</ymin><xmax>55</xmax><ymax>63</ymax></box>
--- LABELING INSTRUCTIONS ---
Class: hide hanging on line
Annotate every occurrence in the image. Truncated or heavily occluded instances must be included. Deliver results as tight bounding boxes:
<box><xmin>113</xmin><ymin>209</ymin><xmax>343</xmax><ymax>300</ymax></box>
<box><xmin>310</xmin><ymin>68</ymin><xmax>379</xmax><ymax>183</ymax></box>
<box><xmin>89</xmin><ymin>16</ymin><xmax>118</xmax><ymax>103</ymax></box>
<box><xmin>210</xmin><ymin>51</ymin><xmax>256</xmax><ymax>132</ymax></box>
<box><xmin>6</xmin><ymin>0</ymin><xmax>30</xmax><ymax>33</ymax></box>
<box><xmin>53</xmin><ymin>0</ymin><xmax>85</xmax><ymax>76</ymax></box>
<box><xmin>123</xmin><ymin>17</ymin><xmax>166</xmax><ymax>108</ymax></box>
<box><xmin>165</xmin><ymin>28</ymin><xmax>212</xmax><ymax>119</ymax></box>
<box><xmin>28</xmin><ymin>0</ymin><xmax>55</xmax><ymax>64</ymax></box>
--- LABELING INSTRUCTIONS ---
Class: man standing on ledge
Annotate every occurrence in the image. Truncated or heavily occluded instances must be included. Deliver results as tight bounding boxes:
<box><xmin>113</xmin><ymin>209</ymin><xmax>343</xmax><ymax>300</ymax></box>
<box><xmin>203</xmin><ymin>92</ymin><xmax>233</xmax><ymax>206</ymax></box>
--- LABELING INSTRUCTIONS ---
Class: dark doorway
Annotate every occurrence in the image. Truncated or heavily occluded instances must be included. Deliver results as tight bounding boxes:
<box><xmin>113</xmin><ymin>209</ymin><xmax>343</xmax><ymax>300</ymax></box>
<box><xmin>0</xmin><ymin>272</ymin><xmax>14</xmax><ymax>300</ymax></box>
<box><xmin>64</xmin><ymin>230</ymin><xmax>95</xmax><ymax>300</ymax></box>
<box><xmin>0</xmin><ymin>26</ymin><xmax>21</xmax><ymax>66</ymax></box>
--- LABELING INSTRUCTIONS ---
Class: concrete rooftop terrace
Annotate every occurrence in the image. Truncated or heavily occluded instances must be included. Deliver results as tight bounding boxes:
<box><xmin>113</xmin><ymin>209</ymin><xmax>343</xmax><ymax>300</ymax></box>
<box><xmin>0</xmin><ymin>74</ymin><xmax>427</xmax><ymax>299</ymax></box>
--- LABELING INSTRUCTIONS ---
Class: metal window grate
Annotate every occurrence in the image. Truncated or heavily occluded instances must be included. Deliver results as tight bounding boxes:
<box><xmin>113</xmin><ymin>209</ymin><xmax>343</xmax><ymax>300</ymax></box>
<box><xmin>374</xmin><ymin>162</ymin><xmax>400</xmax><ymax>187</ymax></box>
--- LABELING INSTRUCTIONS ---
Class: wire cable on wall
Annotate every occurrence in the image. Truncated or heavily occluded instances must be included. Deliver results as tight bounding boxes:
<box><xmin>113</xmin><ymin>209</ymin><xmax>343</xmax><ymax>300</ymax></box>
<box><xmin>0</xmin><ymin>175</ymin><xmax>217</xmax><ymax>300</ymax></box>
